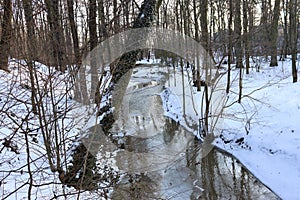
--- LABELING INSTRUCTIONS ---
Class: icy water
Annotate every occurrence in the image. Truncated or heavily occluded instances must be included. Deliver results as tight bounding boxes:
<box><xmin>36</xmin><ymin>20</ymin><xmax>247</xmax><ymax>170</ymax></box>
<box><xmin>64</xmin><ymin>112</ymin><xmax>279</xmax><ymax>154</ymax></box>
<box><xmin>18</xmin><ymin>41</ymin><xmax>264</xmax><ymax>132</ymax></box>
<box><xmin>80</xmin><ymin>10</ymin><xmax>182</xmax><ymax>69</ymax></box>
<box><xmin>96</xmin><ymin>66</ymin><xmax>280</xmax><ymax>199</ymax></box>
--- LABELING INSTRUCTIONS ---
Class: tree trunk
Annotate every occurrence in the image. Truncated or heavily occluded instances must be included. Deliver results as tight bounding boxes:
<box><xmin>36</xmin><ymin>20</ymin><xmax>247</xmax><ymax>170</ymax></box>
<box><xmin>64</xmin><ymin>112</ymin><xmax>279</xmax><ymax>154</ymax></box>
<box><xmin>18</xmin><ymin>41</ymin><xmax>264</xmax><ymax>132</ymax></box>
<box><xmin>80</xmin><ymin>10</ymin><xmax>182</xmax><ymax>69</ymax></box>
<box><xmin>269</xmin><ymin>0</ymin><xmax>281</xmax><ymax>67</ymax></box>
<box><xmin>290</xmin><ymin>0</ymin><xmax>298</xmax><ymax>82</ymax></box>
<box><xmin>243</xmin><ymin>0</ymin><xmax>250</xmax><ymax>74</ymax></box>
<box><xmin>98</xmin><ymin>0</ymin><xmax>108</xmax><ymax>39</ymax></box>
<box><xmin>280</xmin><ymin>0</ymin><xmax>289</xmax><ymax>60</ymax></box>
<box><xmin>0</xmin><ymin>0</ymin><xmax>12</xmax><ymax>72</ymax></box>
<box><xmin>113</xmin><ymin>0</ymin><xmax>119</xmax><ymax>33</ymax></box>
<box><xmin>89</xmin><ymin>0</ymin><xmax>98</xmax><ymax>102</ymax></box>
<box><xmin>67</xmin><ymin>0</ymin><xmax>80</xmax><ymax>65</ymax></box>
<box><xmin>234</xmin><ymin>0</ymin><xmax>243</xmax><ymax>69</ymax></box>
<box><xmin>111</xmin><ymin>0</ymin><xmax>158</xmax><ymax>84</ymax></box>
<box><xmin>124</xmin><ymin>0</ymin><xmax>130</xmax><ymax>28</ymax></box>
<box><xmin>85</xmin><ymin>1</ymin><xmax>161</xmax><ymax>169</ymax></box>
<box><xmin>183</xmin><ymin>0</ymin><xmax>190</xmax><ymax>36</ymax></box>
<box><xmin>261</xmin><ymin>0</ymin><xmax>269</xmax><ymax>57</ymax></box>
<box><xmin>248</xmin><ymin>0</ymin><xmax>254</xmax><ymax>57</ymax></box>
<box><xmin>193</xmin><ymin>0</ymin><xmax>201</xmax><ymax>91</ymax></box>
<box><xmin>193</xmin><ymin>0</ymin><xmax>199</xmax><ymax>42</ymax></box>
<box><xmin>175</xmin><ymin>0</ymin><xmax>180</xmax><ymax>31</ymax></box>
<box><xmin>22</xmin><ymin>0</ymin><xmax>38</xmax><ymax>114</ymax></box>
<box><xmin>45</xmin><ymin>0</ymin><xmax>66</xmax><ymax>71</ymax></box>
<box><xmin>200</xmin><ymin>0</ymin><xmax>209</xmax><ymax>54</ymax></box>
<box><xmin>226</xmin><ymin>0</ymin><xmax>233</xmax><ymax>94</ymax></box>
<box><xmin>67</xmin><ymin>0</ymin><xmax>86</xmax><ymax>102</ymax></box>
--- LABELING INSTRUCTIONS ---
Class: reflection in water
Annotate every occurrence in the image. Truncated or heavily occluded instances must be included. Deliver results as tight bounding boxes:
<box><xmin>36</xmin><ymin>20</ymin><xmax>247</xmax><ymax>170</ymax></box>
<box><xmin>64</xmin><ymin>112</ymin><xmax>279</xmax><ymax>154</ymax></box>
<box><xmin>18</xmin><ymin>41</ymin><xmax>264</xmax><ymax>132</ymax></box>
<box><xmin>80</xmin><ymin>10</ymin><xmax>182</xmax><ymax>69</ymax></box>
<box><xmin>111</xmin><ymin>126</ymin><xmax>280</xmax><ymax>200</ymax></box>
<box><xmin>109</xmin><ymin>85</ymin><xmax>279</xmax><ymax>200</ymax></box>
<box><xmin>190</xmin><ymin>147</ymin><xmax>279</xmax><ymax>200</ymax></box>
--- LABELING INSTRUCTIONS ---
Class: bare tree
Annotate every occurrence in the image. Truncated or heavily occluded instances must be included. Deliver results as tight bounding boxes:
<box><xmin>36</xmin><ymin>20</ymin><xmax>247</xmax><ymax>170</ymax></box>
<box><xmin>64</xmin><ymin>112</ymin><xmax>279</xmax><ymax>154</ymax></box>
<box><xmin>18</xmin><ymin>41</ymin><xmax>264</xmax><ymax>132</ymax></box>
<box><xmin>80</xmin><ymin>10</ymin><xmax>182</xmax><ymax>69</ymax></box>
<box><xmin>22</xmin><ymin>0</ymin><xmax>37</xmax><ymax>114</ymax></box>
<box><xmin>234</xmin><ymin>0</ymin><xmax>243</xmax><ymax>69</ymax></box>
<box><xmin>280</xmin><ymin>0</ymin><xmax>289</xmax><ymax>60</ymax></box>
<box><xmin>45</xmin><ymin>0</ymin><xmax>66</xmax><ymax>71</ymax></box>
<box><xmin>89</xmin><ymin>0</ymin><xmax>99</xmax><ymax>100</ymax></box>
<box><xmin>67</xmin><ymin>0</ymin><xmax>81</xmax><ymax>66</ymax></box>
<box><xmin>270</xmin><ymin>0</ymin><xmax>281</xmax><ymax>66</ymax></box>
<box><xmin>226</xmin><ymin>0</ymin><xmax>233</xmax><ymax>94</ymax></box>
<box><xmin>0</xmin><ymin>0</ymin><xmax>12</xmax><ymax>72</ymax></box>
<box><xmin>290</xmin><ymin>0</ymin><xmax>298</xmax><ymax>82</ymax></box>
<box><xmin>243</xmin><ymin>0</ymin><xmax>250</xmax><ymax>74</ymax></box>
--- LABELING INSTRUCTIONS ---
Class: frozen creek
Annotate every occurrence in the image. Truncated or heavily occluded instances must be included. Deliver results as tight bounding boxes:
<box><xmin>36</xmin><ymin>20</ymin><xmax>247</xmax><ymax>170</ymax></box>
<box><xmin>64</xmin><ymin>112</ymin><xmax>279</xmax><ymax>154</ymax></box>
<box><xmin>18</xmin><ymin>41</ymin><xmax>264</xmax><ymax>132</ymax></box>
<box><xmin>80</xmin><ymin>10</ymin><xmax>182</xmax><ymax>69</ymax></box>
<box><xmin>86</xmin><ymin>65</ymin><xmax>280</xmax><ymax>199</ymax></box>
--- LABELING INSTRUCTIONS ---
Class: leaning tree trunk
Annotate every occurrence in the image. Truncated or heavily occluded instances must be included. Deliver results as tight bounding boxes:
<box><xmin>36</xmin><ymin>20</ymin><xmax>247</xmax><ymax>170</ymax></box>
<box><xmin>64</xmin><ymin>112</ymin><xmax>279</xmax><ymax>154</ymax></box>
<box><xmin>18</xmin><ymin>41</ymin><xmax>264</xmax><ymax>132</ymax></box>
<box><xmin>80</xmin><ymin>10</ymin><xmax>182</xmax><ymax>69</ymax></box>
<box><xmin>269</xmin><ymin>0</ymin><xmax>281</xmax><ymax>67</ymax></box>
<box><xmin>110</xmin><ymin>0</ymin><xmax>159</xmax><ymax>84</ymax></box>
<box><xmin>64</xmin><ymin>0</ymin><xmax>161</xmax><ymax>190</ymax></box>
<box><xmin>0</xmin><ymin>0</ymin><xmax>12</xmax><ymax>72</ymax></box>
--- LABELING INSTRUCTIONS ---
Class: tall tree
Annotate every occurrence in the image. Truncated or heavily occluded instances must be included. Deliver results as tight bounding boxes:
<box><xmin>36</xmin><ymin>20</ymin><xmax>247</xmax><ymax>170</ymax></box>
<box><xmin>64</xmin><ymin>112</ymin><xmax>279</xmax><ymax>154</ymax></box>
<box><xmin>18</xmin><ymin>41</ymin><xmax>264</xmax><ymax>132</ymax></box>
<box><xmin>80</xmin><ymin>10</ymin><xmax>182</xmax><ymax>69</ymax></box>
<box><xmin>23</xmin><ymin>0</ymin><xmax>37</xmax><ymax>114</ymax></box>
<box><xmin>113</xmin><ymin>0</ymin><xmax>119</xmax><ymax>32</ymax></box>
<box><xmin>243</xmin><ymin>0</ymin><xmax>250</xmax><ymax>74</ymax></box>
<box><xmin>200</xmin><ymin>0</ymin><xmax>209</xmax><ymax>55</ymax></box>
<box><xmin>233</xmin><ymin>0</ymin><xmax>243</xmax><ymax>102</ymax></box>
<box><xmin>290</xmin><ymin>0</ymin><xmax>298</xmax><ymax>82</ymax></box>
<box><xmin>269</xmin><ymin>0</ymin><xmax>281</xmax><ymax>66</ymax></box>
<box><xmin>226</xmin><ymin>0</ymin><xmax>233</xmax><ymax>94</ymax></box>
<box><xmin>98</xmin><ymin>0</ymin><xmax>108</xmax><ymax>39</ymax></box>
<box><xmin>67</xmin><ymin>0</ymin><xmax>80</xmax><ymax>65</ymax></box>
<box><xmin>45</xmin><ymin>0</ymin><xmax>66</xmax><ymax>71</ymax></box>
<box><xmin>0</xmin><ymin>0</ymin><xmax>12</xmax><ymax>72</ymax></box>
<box><xmin>280</xmin><ymin>0</ymin><xmax>289</xmax><ymax>60</ymax></box>
<box><xmin>260</xmin><ymin>0</ymin><xmax>269</xmax><ymax>57</ymax></box>
<box><xmin>183</xmin><ymin>0</ymin><xmax>190</xmax><ymax>36</ymax></box>
<box><xmin>193</xmin><ymin>0</ymin><xmax>199</xmax><ymax>42</ymax></box>
<box><xmin>89</xmin><ymin>0</ymin><xmax>98</xmax><ymax>100</ymax></box>
<box><xmin>234</xmin><ymin>0</ymin><xmax>243</xmax><ymax>69</ymax></box>
<box><xmin>193</xmin><ymin>0</ymin><xmax>201</xmax><ymax>91</ymax></box>
<box><xmin>67</xmin><ymin>0</ymin><xmax>87</xmax><ymax>102</ymax></box>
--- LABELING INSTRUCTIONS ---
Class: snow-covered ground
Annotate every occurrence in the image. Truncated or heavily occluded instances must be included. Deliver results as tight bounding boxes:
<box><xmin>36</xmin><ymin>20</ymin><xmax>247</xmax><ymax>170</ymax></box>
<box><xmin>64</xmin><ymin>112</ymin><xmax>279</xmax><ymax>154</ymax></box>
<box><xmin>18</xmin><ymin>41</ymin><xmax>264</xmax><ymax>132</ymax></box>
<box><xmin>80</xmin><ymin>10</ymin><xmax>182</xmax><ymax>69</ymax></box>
<box><xmin>215</xmin><ymin>58</ymin><xmax>300</xmax><ymax>200</ymax></box>
<box><xmin>0</xmin><ymin>59</ymin><xmax>102</xmax><ymax>199</ymax></box>
<box><xmin>1</xmin><ymin>56</ymin><xmax>299</xmax><ymax>199</ymax></box>
<box><xmin>158</xmin><ymin>56</ymin><xmax>300</xmax><ymax>200</ymax></box>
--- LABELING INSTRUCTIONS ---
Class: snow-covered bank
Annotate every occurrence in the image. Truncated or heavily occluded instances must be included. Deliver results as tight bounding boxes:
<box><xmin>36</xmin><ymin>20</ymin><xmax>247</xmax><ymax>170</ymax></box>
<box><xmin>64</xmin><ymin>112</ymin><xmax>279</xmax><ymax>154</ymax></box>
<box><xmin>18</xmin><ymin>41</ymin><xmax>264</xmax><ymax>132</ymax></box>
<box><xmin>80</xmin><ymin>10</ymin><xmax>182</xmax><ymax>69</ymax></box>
<box><xmin>215</xmin><ymin>59</ymin><xmax>300</xmax><ymax>200</ymax></box>
<box><xmin>0</xmin><ymin>60</ymin><xmax>101</xmax><ymax>199</ymax></box>
<box><xmin>159</xmin><ymin>58</ymin><xmax>300</xmax><ymax>199</ymax></box>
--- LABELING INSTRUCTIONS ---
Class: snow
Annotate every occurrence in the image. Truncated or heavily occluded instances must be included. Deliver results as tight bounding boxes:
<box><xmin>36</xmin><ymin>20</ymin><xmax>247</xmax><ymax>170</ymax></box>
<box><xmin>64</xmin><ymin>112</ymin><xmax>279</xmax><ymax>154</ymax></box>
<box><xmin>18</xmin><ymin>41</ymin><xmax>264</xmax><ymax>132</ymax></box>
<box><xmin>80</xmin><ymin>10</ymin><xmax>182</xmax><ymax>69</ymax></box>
<box><xmin>1</xmin><ymin>56</ymin><xmax>300</xmax><ymax>199</ymax></box>
<box><xmin>0</xmin><ymin>60</ymin><xmax>105</xmax><ymax>199</ymax></box>
<box><xmin>159</xmin><ymin>57</ymin><xmax>300</xmax><ymax>199</ymax></box>
<box><xmin>215</xmin><ymin>60</ymin><xmax>300</xmax><ymax>199</ymax></box>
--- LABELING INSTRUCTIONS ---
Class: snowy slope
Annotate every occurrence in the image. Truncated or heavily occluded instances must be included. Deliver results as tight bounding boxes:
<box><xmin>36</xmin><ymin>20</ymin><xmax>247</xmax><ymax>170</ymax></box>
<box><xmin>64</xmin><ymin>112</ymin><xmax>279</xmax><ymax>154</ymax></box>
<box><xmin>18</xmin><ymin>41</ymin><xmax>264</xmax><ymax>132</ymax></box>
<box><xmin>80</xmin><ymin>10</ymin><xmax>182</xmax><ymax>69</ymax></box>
<box><xmin>160</xmin><ymin>57</ymin><xmax>300</xmax><ymax>200</ymax></box>
<box><xmin>215</xmin><ymin>59</ymin><xmax>300</xmax><ymax>200</ymax></box>
<box><xmin>0</xmin><ymin>60</ymin><xmax>102</xmax><ymax>199</ymax></box>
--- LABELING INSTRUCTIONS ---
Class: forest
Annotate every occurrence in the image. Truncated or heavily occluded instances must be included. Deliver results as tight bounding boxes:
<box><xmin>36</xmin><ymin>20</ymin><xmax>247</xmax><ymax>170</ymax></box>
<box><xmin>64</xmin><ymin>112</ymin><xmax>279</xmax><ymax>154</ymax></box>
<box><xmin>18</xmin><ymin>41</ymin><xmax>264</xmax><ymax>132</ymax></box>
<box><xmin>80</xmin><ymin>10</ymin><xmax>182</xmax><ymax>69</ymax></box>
<box><xmin>0</xmin><ymin>0</ymin><xmax>299</xmax><ymax>199</ymax></box>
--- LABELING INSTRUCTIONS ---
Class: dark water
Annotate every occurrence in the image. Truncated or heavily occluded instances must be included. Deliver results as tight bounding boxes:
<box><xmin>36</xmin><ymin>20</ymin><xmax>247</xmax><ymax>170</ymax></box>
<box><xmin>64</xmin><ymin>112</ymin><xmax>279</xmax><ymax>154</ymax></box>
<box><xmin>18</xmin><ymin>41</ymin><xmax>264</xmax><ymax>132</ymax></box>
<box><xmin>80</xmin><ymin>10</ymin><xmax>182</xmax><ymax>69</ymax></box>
<box><xmin>110</xmin><ymin>119</ymin><xmax>279</xmax><ymax>200</ymax></box>
<box><xmin>80</xmin><ymin>66</ymin><xmax>280</xmax><ymax>199</ymax></box>
<box><xmin>108</xmin><ymin>72</ymin><xmax>280</xmax><ymax>199</ymax></box>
